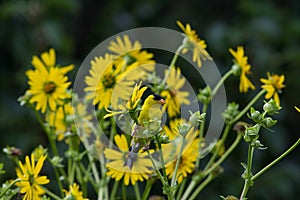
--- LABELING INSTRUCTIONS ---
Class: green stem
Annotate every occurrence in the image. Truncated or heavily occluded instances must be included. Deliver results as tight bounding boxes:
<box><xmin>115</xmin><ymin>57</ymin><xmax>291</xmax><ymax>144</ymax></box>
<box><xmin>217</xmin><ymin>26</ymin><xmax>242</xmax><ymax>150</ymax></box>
<box><xmin>110</xmin><ymin>181</ymin><xmax>119</xmax><ymax>200</ymax></box>
<box><xmin>134</xmin><ymin>183</ymin><xmax>141</xmax><ymax>200</ymax></box>
<box><xmin>252</xmin><ymin>138</ymin><xmax>300</xmax><ymax>181</ymax></box>
<box><xmin>204</xmin><ymin>124</ymin><xmax>231</xmax><ymax>171</ymax></box>
<box><xmin>90</xmin><ymin>156</ymin><xmax>100</xmax><ymax>183</ymax></box>
<box><xmin>34</xmin><ymin>110</ymin><xmax>48</xmax><ymax>135</ymax></box>
<box><xmin>98</xmin><ymin>186</ymin><xmax>103</xmax><ymax>200</ymax></box>
<box><xmin>52</xmin><ymin>161</ymin><xmax>64</xmax><ymax>197</ymax></box>
<box><xmin>68</xmin><ymin>135</ymin><xmax>76</xmax><ymax>185</ymax></box>
<box><xmin>182</xmin><ymin>133</ymin><xmax>242</xmax><ymax>200</ymax></box>
<box><xmin>109</xmin><ymin>117</ymin><xmax>117</xmax><ymax>149</ymax></box>
<box><xmin>189</xmin><ymin>174</ymin><xmax>213</xmax><ymax>200</ymax></box>
<box><xmin>211</xmin><ymin>69</ymin><xmax>234</xmax><ymax>98</ymax></box>
<box><xmin>86</xmin><ymin>154</ymin><xmax>101</xmax><ymax>194</ymax></box>
<box><xmin>68</xmin><ymin>159</ymin><xmax>76</xmax><ymax>184</ymax></box>
<box><xmin>80</xmin><ymin>162</ymin><xmax>98</xmax><ymax>191</ymax></box>
<box><xmin>240</xmin><ymin>145</ymin><xmax>255</xmax><ymax>199</ymax></box>
<box><xmin>141</xmin><ymin>180</ymin><xmax>154</xmax><ymax>200</ymax></box>
<box><xmin>199</xmin><ymin>104</ymin><xmax>208</xmax><ymax>140</ymax></box>
<box><xmin>203</xmin><ymin>132</ymin><xmax>242</xmax><ymax>177</ymax></box>
<box><xmin>145</xmin><ymin>146</ymin><xmax>171</xmax><ymax>199</ymax></box>
<box><xmin>161</xmin><ymin>45</ymin><xmax>184</xmax><ymax>86</ymax></box>
<box><xmin>35</xmin><ymin>111</ymin><xmax>65</xmax><ymax>195</ymax></box>
<box><xmin>43</xmin><ymin>186</ymin><xmax>62</xmax><ymax>200</ymax></box>
<box><xmin>99</xmin><ymin>154</ymin><xmax>109</xmax><ymax>200</ymax></box>
<box><xmin>155</xmin><ymin>135</ymin><xmax>168</xmax><ymax>179</ymax></box>
<box><xmin>176</xmin><ymin>178</ymin><xmax>187</xmax><ymax>200</ymax></box>
<box><xmin>196</xmin><ymin>69</ymin><xmax>233</xmax><ymax>169</ymax></box>
<box><xmin>122</xmin><ymin>182</ymin><xmax>127</xmax><ymax>200</ymax></box>
<box><xmin>230</xmin><ymin>90</ymin><xmax>266</xmax><ymax>125</ymax></box>
<box><xmin>75</xmin><ymin>162</ymin><xmax>86</xmax><ymax>196</ymax></box>
<box><xmin>79</xmin><ymin>162</ymin><xmax>97</xmax><ymax>192</ymax></box>
<box><xmin>0</xmin><ymin>178</ymin><xmax>20</xmax><ymax>198</ymax></box>
<box><xmin>171</xmin><ymin>136</ymin><xmax>186</xmax><ymax>188</ymax></box>
<box><xmin>48</xmin><ymin>108</ymin><xmax>59</xmax><ymax>155</ymax></box>
<box><xmin>181</xmin><ymin>174</ymin><xmax>201</xmax><ymax>200</ymax></box>
<box><xmin>195</xmin><ymin>103</ymin><xmax>208</xmax><ymax>168</ymax></box>
<box><xmin>144</xmin><ymin>139</ymin><xmax>165</xmax><ymax>184</ymax></box>
<box><xmin>35</xmin><ymin>109</ymin><xmax>59</xmax><ymax>156</ymax></box>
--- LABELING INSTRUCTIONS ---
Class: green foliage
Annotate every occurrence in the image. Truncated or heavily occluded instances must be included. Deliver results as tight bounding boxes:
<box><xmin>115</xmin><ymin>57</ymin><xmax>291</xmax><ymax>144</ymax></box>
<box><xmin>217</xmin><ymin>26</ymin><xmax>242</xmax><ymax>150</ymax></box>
<box><xmin>0</xmin><ymin>0</ymin><xmax>299</xmax><ymax>199</ymax></box>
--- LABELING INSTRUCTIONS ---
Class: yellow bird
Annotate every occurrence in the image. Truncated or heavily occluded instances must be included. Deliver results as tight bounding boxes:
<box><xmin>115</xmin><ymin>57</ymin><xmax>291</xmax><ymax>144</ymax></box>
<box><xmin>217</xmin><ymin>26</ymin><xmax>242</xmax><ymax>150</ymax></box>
<box><xmin>124</xmin><ymin>87</ymin><xmax>165</xmax><ymax>169</ymax></box>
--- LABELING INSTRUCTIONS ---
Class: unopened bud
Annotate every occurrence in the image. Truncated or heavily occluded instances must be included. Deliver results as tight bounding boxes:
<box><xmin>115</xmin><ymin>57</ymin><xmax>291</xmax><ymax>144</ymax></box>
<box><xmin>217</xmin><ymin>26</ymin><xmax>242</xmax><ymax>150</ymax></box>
<box><xmin>189</xmin><ymin>111</ymin><xmax>205</xmax><ymax>126</ymax></box>
<box><xmin>263</xmin><ymin>99</ymin><xmax>281</xmax><ymax>115</ymax></box>
<box><xmin>178</xmin><ymin>123</ymin><xmax>191</xmax><ymax>136</ymax></box>
<box><xmin>198</xmin><ymin>86</ymin><xmax>211</xmax><ymax>104</ymax></box>
<box><xmin>160</xmin><ymin>135</ymin><xmax>169</xmax><ymax>144</ymax></box>
<box><xmin>244</xmin><ymin>124</ymin><xmax>260</xmax><ymax>143</ymax></box>
<box><xmin>232</xmin><ymin>64</ymin><xmax>241</xmax><ymax>76</ymax></box>
<box><xmin>264</xmin><ymin>117</ymin><xmax>277</xmax><ymax>128</ymax></box>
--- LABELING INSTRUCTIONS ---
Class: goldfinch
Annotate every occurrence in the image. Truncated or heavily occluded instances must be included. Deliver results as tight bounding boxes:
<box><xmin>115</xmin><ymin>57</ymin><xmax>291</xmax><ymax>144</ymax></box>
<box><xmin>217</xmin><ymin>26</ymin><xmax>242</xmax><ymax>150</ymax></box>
<box><xmin>124</xmin><ymin>87</ymin><xmax>165</xmax><ymax>169</ymax></box>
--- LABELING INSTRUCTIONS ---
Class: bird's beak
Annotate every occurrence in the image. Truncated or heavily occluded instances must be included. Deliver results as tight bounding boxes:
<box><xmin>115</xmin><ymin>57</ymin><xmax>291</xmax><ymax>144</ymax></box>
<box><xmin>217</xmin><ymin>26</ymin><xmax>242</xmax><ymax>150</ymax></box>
<box><xmin>157</xmin><ymin>99</ymin><xmax>166</xmax><ymax>105</ymax></box>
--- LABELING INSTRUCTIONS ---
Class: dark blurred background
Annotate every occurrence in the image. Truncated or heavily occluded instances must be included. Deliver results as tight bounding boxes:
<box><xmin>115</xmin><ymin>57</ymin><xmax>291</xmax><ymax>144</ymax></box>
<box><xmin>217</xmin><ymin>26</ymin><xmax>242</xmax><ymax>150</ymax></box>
<box><xmin>0</xmin><ymin>0</ymin><xmax>299</xmax><ymax>199</ymax></box>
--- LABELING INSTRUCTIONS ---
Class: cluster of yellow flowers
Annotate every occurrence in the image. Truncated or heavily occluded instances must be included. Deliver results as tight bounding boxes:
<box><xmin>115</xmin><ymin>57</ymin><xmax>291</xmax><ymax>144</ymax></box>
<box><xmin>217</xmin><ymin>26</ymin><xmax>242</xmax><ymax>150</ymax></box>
<box><xmin>8</xmin><ymin>20</ymin><xmax>293</xmax><ymax>200</ymax></box>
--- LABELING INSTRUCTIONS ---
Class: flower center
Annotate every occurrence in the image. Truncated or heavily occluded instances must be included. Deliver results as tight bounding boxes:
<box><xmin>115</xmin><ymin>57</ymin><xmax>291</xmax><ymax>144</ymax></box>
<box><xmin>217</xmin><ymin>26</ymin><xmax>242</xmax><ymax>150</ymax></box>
<box><xmin>124</xmin><ymin>54</ymin><xmax>137</xmax><ymax>65</ymax></box>
<box><xmin>102</xmin><ymin>74</ymin><xmax>116</xmax><ymax>89</ymax></box>
<box><xmin>29</xmin><ymin>173</ymin><xmax>35</xmax><ymax>186</ymax></box>
<box><xmin>169</xmin><ymin>89</ymin><xmax>176</xmax><ymax>97</ymax></box>
<box><xmin>44</xmin><ymin>82</ymin><xmax>56</xmax><ymax>94</ymax></box>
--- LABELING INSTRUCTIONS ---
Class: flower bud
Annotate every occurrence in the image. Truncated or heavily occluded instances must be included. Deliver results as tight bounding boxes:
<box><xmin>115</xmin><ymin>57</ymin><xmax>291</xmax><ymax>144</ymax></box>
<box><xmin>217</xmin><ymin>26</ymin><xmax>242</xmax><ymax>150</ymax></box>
<box><xmin>223</xmin><ymin>102</ymin><xmax>239</xmax><ymax>123</ymax></box>
<box><xmin>160</xmin><ymin>135</ymin><xmax>169</xmax><ymax>144</ymax></box>
<box><xmin>251</xmin><ymin>139</ymin><xmax>266</xmax><ymax>149</ymax></box>
<box><xmin>18</xmin><ymin>91</ymin><xmax>32</xmax><ymax>107</ymax></box>
<box><xmin>178</xmin><ymin>123</ymin><xmax>191</xmax><ymax>136</ymax></box>
<box><xmin>33</xmin><ymin>145</ymin><xmax>47</xmax><ymax>160</ymax></box>
<box><xmin>232</xmin><ymin>64</ymin><xmax>241</xmax><ymax>76</ymax></box>
<box><xmin>264</xmin><ymin>117</ymin><xmax>277</xmax><ymax>128</ymax></box>
<box><xmin>221</xmin><ymin>195</ymin><xmax>239</xmax><ymax>200</ymax></box>
<box><xmin>244</xmin><ymin>124</ymin><xmax>260</xmax><ymax>143</ymax></box>
<box><xmin>251</xmin><ymin>110</ymin><xmax>260</xmax><ymax>120</ymax></box>
<box><xmin>189</xmin><ymin>111</ymin><xmax>205</xmax><ymax>126</ymax></box>
<box><xmin>249</xmin><ymin>107</ymin><xmax>262</xmax><ymax>123</ymax></box>
<box><xmin>198</xmin><ymin>86</ymin><xmax>211</xmax><ymax>104</ymax></box>
<box><xmin>263</xmin><ymin>99</ymin><xmax>281</xmax><ymax>115</ymax></box>
<box><xmin>3</xmin><ymin>146</ymin><xmax>22</xmax><ymax>157</ymax></box>
<box><xmin>51</xmin><ymin>156</ymin><xmax>63</xmax><ymax>168</ymax></box>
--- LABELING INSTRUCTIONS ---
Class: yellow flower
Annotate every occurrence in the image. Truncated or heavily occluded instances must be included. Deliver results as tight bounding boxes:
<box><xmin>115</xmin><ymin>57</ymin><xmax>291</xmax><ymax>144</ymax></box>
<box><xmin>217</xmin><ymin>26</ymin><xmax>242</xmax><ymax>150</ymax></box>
<box><xmin>15</xmin><ymin>154</ymin><xmax>49</xmax><ymax>200</ymax></box>
<box><xmin>31</xmin><ymin>48</ymin><xmax>74</xmax><ymax>74</ymax></box>
<box><xmin>104</xmin><ymin>134</ymin><xmax>152</xmax><ymax>185</ymax></box>
<box><xmin>63</xmin><ymin>183</ymin><xmax>88</xmax><ymax>200</ymax></box>
<box><xmin>165</xmin><ymin>138</ymin><xmax>199</xmax><ymax>183</ymax></box>
<box><xmin>295</xmin><ymin>106</ymin><xmax>300</xmax><ymax>112</ymax></box>
<box><xmin>161</xmin><ymin>67</ymin><xmax>190</xmax><ymax>118</ymax></box>
<box><xmin>229</xmin><ymin>46</ymin><xmax>255</xmax><ymax>93</ymax></box>
<box><xmin>84</xmin><ymin>54</ymin><xmax>136</xmax><ymax>110</ymax></box>
<box><xmin>26</xmin><ymin>67</ymin><xmax>71</xmax><ymax>113</ymax></box>
<box><xmin>260</xmin><ymin>73</ymin><xmax>285</xmax><ymax>106</ymax></box>
<box><xmin>86</xmin><ymin>36</ymin><xmax>158</xmax><ymax>111</ymax></box>
<box><xmin>108</xmin><ymin>35</ymin><xmax>155</xmax><ymax>71</ymax></box>
<box><xmin>177</xmin><ymin>21</ymin><xmax>211</xmax><ymax>67</ymax></box>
